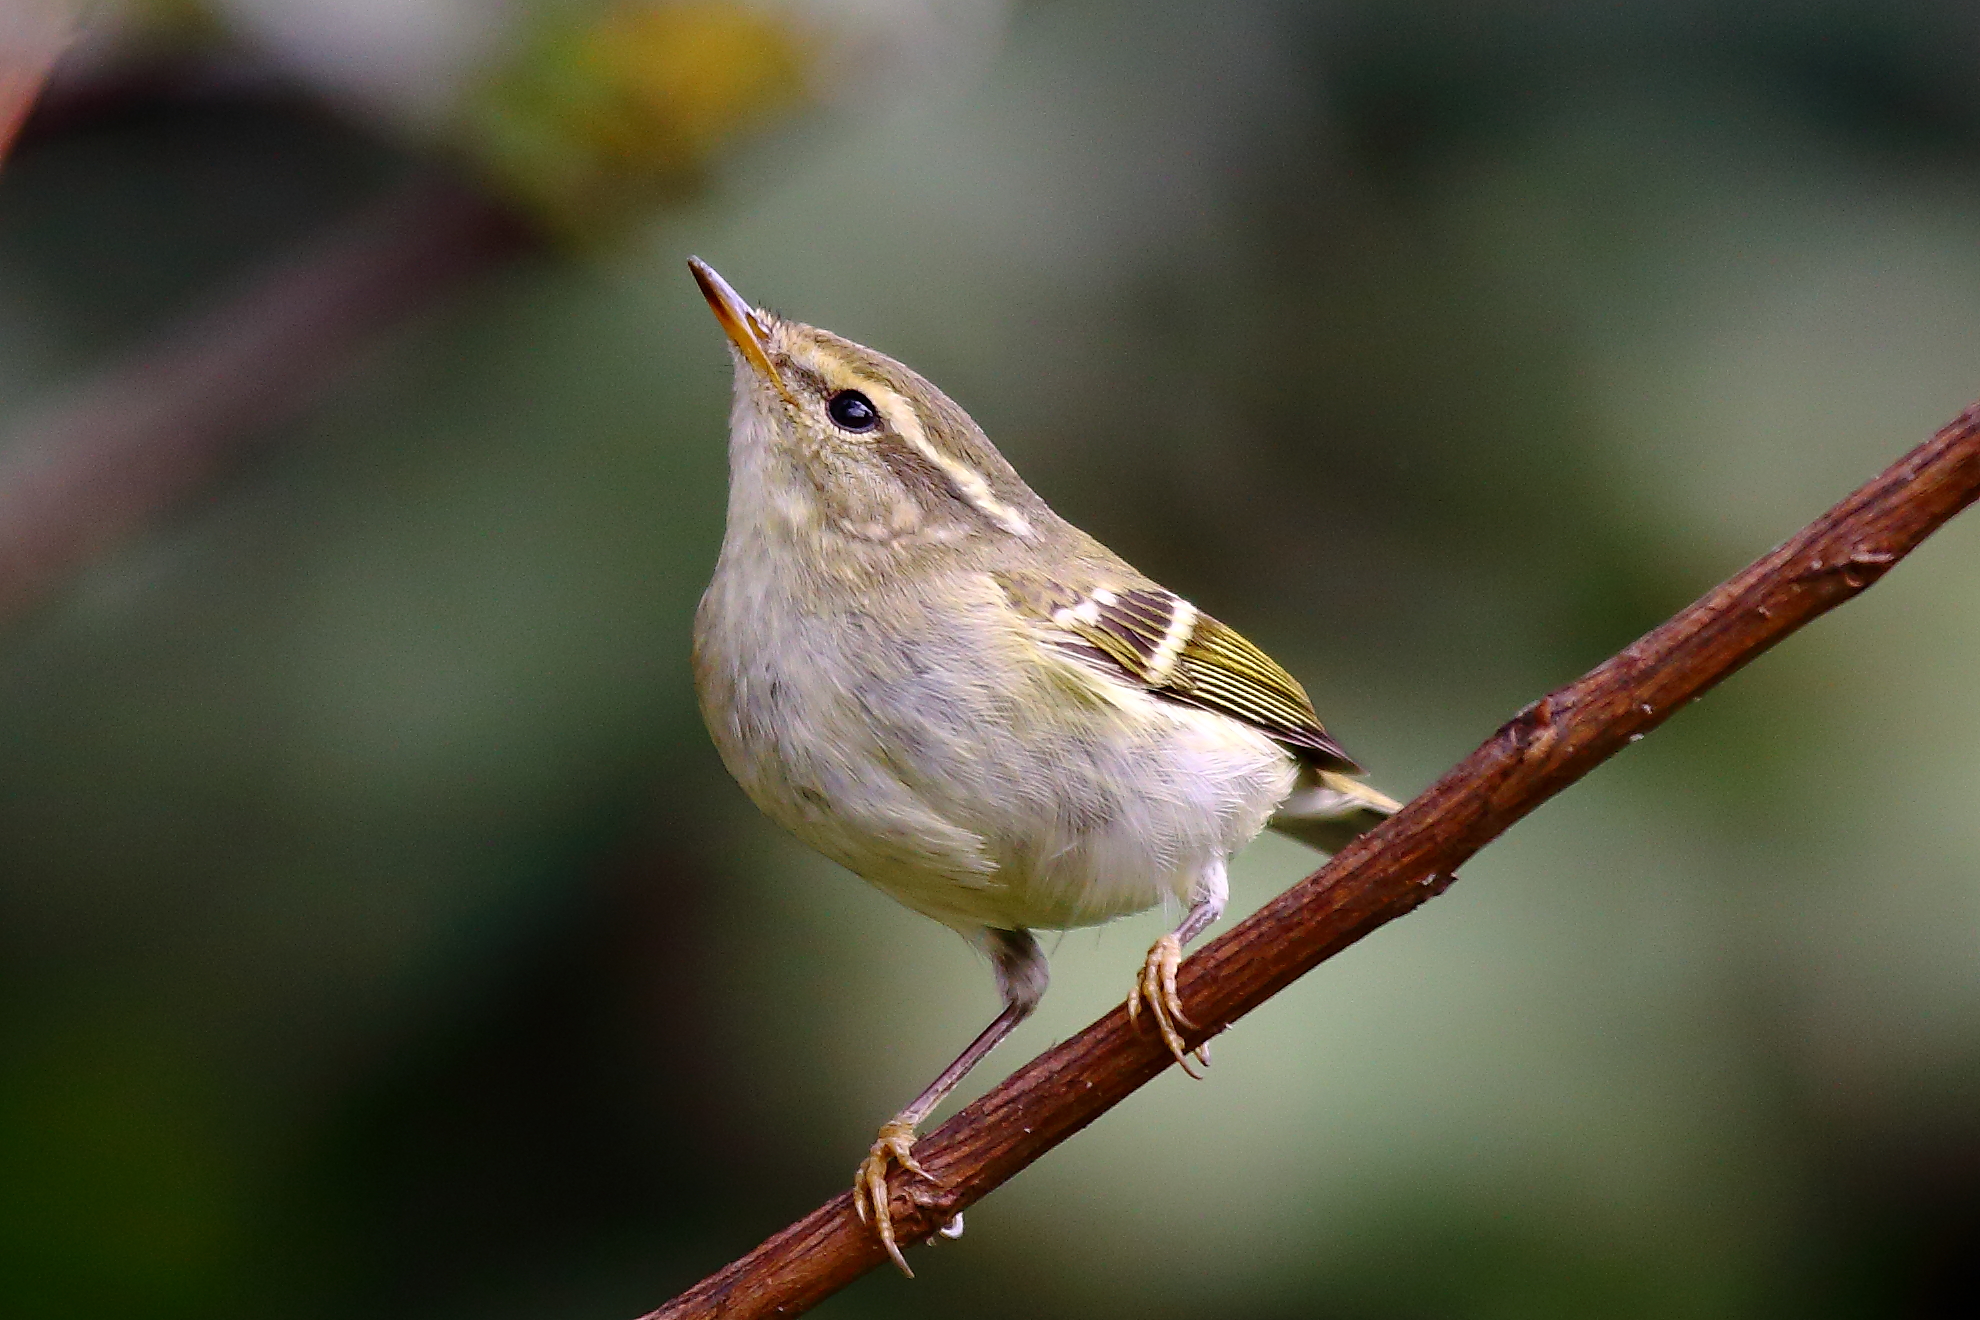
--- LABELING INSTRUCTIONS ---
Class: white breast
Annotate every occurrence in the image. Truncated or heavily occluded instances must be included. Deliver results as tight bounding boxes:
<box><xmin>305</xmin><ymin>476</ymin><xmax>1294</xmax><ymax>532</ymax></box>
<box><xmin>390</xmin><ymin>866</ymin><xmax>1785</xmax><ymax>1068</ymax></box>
<box><xmin>696</xmin><ymin>556</ymin><xmax>1295</xmax><ymax>935</ymax></box>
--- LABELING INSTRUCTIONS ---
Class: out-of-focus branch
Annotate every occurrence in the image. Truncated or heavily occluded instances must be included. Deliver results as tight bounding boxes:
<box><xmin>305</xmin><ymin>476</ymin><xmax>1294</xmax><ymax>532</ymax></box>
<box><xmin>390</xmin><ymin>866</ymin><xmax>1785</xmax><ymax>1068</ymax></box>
<box><xmin>646</xmin><ymin>403</ymin><xmax>1980</xmax><ymax>1318</ymax></box>
<box><xmin>0</xmin><ymin>175</ymin><xmax>534</xmax><ymax>626</ymax></box>
<box><xmin>0</xmin><ymin>1</ymin><xmax>816</xmax><ymax>630</ymax></box>
<box><xmin>0</xmin><ymin>0</ymin><xmax>72</xmax><ymax>163</ymax></box>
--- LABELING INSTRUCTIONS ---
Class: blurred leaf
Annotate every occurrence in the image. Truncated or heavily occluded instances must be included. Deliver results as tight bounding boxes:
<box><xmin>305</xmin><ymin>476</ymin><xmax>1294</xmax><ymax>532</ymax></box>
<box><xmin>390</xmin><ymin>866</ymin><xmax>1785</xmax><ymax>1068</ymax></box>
<box><xmin>467</xmin><ymin>2</ymin><xmax>807</xmax><ymax>236</ymax></box>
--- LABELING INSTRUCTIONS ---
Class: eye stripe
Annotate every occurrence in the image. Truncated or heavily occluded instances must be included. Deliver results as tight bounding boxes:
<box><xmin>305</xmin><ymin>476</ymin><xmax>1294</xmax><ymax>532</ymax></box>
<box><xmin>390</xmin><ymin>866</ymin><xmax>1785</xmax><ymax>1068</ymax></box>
<box><xmin>782</xmin><ymin>362</ymin><xmax>830</xmax><ymax>397</ymax></box>
<box><xmin>855</xmin><ymin>379</ymin><xmax>1034</xmax><ymax>539</ymax></box>
<box><xmin>783</xmin><ymin>338</ymin><xmax>1035</xmax><ymax>538</ymax></box>
<box><xmin>872</xmin><ymin>432</ymin><xmax>959</xmax><ymax>509</ymax></box>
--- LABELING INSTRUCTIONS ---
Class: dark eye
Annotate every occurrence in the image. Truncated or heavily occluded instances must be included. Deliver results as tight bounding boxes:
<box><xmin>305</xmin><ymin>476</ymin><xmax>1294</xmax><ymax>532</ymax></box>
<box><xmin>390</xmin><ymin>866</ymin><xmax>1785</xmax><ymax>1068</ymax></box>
<box><xmin>827</xmin><ymin>390</ymin><xmax>880</xmax><ymax>432</ymax></box>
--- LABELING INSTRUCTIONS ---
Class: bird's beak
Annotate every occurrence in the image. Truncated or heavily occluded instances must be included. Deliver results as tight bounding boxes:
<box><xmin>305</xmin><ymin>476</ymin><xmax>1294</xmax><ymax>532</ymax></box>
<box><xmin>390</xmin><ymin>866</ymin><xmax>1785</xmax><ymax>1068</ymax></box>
<box><xmin>688</xmin><ymin>257</ymin><xmax>795</xmax><ymax>404</ymax></box>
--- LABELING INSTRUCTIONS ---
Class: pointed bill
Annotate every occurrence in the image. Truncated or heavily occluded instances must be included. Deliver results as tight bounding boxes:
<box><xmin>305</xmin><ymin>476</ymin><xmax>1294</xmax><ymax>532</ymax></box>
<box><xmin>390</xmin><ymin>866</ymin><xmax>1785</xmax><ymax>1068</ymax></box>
<box><xmin>688</xmin><ymin>257</ymin><xmax>793</xmax><ymax>403</ymax></box>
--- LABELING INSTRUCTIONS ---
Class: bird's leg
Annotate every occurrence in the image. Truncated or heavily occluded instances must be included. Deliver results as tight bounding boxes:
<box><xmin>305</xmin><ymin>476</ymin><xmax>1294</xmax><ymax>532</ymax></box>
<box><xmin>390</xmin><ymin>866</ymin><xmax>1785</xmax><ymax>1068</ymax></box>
<box><xmin>854</xmin><ymin>928</ymin><xmax>1045</xmax><ymax>1276</ymax></box>
<box><xmin>1128</xmin><ymin>859</ymin><xmax>1228</xmax><ymax>1077</ymax></box>
<box><xmin>853</xmin><ymin>1001</ymin><xmax>1023</xmax><ymax>1272</ymax></box>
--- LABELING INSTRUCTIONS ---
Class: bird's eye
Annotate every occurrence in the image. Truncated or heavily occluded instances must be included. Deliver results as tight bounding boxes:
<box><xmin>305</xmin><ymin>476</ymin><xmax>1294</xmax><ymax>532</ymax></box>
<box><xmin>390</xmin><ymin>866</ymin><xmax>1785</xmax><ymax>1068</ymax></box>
<box><xmin>827</xmin><ymin>390</ymin><xmax>880</xmax><ymax>432</ymax></box>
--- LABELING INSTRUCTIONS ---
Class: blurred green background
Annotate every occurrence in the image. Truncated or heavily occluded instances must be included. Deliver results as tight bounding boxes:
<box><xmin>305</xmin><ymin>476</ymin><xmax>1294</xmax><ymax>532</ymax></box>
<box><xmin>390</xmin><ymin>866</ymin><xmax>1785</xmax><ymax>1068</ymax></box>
<box><xmin>4</xmin><ymin>1</ymin><xmax>1980</xmax><ymax>1316</ymax></box>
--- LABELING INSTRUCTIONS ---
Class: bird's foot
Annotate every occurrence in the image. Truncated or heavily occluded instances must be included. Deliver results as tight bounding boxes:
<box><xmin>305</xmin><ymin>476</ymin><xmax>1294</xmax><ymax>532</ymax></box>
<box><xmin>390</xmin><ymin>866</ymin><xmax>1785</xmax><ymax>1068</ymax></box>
<box><xmin>1127</xmin><ymin>933</ymin><xmax>1208</xmax><ymax>1077</ymax></box>
<box><xmin>852</xmin><ymin>1116</ymin><xmax>946</xmax><ymax>1276</ymax></box>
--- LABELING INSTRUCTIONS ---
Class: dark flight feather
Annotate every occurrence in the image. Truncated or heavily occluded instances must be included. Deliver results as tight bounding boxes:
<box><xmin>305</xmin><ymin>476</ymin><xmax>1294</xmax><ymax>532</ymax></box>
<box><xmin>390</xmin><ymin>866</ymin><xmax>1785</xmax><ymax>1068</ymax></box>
<box><xmin>994</xmin><ymin>570</ymin><xmax>1361</xmax><ymax>773</ymax></box>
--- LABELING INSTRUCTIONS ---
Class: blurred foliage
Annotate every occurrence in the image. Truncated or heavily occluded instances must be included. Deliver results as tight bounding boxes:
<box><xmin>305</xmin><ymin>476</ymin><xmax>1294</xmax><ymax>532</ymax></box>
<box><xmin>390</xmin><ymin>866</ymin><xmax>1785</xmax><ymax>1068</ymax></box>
<box><xmin>468</xmin><ymin>3</ymin><xmax>808</xmax><ymax>234</ymax></box>
<box><xmin>4</xmin><ymin>1</ymin><xmax>1980</xmax><ymax>1318</ymax></box>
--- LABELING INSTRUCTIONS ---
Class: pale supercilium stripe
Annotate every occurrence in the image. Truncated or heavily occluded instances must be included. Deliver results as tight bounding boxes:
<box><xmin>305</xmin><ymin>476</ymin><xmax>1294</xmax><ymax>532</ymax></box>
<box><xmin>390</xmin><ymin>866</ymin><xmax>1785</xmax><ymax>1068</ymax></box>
<box><xmin>858</xmin><ymin>379</ymin><xmax>1034</xmax><ymax>539</ymax></box>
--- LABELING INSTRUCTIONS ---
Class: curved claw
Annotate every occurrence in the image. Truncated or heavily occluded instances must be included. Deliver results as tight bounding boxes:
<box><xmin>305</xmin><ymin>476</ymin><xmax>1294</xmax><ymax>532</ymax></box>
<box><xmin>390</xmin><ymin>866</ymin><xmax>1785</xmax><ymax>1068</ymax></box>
<box><xmin>1127</xmin><ymin>933</ymin><xmax>1207</xmax><ymax>1078</ymax></box>
<box><xmin>851</xmin><ymin>1116</ymin><xmax>945</xmax><ymax>1277</ymax></box>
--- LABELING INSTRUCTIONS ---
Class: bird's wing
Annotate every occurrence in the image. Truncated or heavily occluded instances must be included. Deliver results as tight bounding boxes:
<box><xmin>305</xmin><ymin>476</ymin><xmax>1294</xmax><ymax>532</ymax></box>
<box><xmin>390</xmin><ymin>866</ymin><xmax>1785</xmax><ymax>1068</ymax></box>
<box><xmin>992</xmin><ymin>569</ymin><xmax>1361</xmax><ymax>772</ymax></box>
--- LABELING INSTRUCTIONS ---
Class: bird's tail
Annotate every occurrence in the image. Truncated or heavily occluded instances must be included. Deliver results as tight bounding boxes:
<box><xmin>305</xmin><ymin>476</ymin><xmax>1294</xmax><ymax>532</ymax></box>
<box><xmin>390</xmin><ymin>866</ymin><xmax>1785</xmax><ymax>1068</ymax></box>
<box><xmin>1268</xmin><ymin>764</ymin><xmax>1402</xmax><ymax>855</ymax></box>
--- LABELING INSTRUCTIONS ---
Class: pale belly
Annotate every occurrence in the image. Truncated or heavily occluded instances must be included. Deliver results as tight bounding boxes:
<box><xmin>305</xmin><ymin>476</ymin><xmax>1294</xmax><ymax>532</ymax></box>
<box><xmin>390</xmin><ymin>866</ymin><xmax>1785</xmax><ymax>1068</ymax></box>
<box><xmin>697</xmin><ymin>581</ymin><xmax>1295</xmax><ymax>934</ymax></box>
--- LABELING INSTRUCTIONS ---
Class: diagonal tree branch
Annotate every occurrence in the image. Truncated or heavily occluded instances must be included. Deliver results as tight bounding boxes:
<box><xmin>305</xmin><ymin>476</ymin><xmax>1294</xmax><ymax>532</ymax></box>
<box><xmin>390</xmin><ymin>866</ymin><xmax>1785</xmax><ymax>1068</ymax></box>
<box><xmin>645</xmin><ymin>401</ymin><xmax>1980</xmax><ymax>1318</ymax></box>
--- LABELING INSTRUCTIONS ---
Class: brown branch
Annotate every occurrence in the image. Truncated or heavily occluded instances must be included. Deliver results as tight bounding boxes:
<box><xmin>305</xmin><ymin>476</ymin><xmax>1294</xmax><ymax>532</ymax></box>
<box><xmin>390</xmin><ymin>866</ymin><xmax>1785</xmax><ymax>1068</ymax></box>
<box><xmin>646</xmin><ymin>402</ymin><xmax>1980</xmax><ymax>1318</ymax></box>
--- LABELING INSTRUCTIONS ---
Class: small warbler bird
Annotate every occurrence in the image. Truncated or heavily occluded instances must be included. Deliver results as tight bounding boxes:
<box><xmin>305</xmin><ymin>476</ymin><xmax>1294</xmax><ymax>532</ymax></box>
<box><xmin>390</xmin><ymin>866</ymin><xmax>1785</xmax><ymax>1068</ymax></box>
<box><xmin>688</xmin><ymin>258</ymin><xmax>1398</xmax><ymax>1272</ymax></box>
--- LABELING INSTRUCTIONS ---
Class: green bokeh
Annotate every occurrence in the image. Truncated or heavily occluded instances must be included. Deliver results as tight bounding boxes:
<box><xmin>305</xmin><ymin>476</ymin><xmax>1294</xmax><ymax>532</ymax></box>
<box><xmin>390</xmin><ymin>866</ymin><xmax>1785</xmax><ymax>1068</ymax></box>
<box><xmin>4</xmin><ymin>2</ymin><xmax>1979</xmax><ymax>1317</ymax></box>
